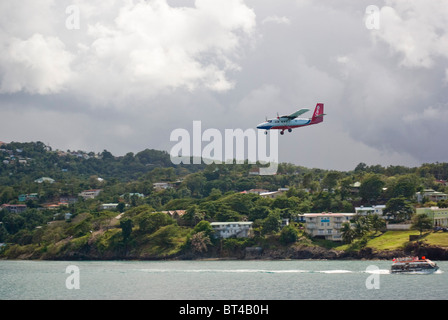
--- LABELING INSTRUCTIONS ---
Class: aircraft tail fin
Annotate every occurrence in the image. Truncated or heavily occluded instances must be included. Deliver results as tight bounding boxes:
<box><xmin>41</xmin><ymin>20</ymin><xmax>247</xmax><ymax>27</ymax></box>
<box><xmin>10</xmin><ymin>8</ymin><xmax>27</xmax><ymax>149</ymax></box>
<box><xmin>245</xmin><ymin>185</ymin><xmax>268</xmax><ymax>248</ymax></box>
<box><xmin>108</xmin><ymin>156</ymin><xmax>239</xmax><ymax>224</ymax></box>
<box><xmin>310</xmin><ymin>103</ymin><xmax>325</xmax><ymax>124</ymax></box>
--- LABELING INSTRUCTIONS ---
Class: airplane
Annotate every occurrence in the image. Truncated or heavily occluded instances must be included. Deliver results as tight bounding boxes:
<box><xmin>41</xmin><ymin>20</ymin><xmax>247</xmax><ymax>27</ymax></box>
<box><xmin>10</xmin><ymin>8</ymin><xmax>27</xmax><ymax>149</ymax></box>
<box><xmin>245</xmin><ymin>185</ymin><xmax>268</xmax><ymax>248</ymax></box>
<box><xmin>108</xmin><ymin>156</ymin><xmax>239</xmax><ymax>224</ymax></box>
<box><xmin>257</xmin><ymin>103</ymin><xmax>325</xmax><ymax>135</ymax></box>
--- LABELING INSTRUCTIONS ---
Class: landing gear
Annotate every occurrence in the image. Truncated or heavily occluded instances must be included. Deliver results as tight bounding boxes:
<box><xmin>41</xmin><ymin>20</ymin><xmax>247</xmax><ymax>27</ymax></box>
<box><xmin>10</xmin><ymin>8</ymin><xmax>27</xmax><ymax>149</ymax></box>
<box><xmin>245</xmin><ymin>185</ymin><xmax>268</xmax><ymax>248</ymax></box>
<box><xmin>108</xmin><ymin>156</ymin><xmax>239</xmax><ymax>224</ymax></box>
<box><xmin>280</xmin><ymin>130</ymin><xmax>285</xmax><ymax>135</ymax></box>
<box><xmin>288</xmin><ymin>128</ymin><xmax>292</xmax><ymax>133</ymax></box>
<box><xmin>264</xmin><ymin>131</ymin><xmax>268</xmax><ymax>135</ymax></box>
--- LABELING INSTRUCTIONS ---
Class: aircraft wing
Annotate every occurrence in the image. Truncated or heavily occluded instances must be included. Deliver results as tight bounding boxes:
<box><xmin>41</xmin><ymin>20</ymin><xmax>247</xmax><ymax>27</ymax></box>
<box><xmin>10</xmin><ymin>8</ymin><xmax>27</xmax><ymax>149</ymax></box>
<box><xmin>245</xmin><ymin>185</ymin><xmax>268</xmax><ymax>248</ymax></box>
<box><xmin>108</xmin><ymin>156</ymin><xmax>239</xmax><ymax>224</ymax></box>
<box><xmin>282</xmin><ymin>108</ymin><xmax>310</xmax><ymax>119</ymax></box>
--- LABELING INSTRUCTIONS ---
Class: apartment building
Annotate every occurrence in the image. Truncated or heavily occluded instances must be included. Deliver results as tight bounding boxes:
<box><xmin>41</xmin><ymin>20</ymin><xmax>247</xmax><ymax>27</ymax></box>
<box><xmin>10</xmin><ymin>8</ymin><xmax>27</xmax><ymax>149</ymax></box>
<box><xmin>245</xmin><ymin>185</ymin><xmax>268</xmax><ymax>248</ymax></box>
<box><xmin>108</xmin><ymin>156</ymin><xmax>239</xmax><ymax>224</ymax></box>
<box><xmin>304</xmin><ymin>213</ymin><xmax>354</xmax><ymax>241</ymax></box>
<box><xmin>210</xmin><ymin>222</ymin><xmax>253</xmax><ymax>239</ymax></box>
<box><xmin>416</xmin><ymin>207</ymin><xmax>448</xmax><ymax>227</ymax></box>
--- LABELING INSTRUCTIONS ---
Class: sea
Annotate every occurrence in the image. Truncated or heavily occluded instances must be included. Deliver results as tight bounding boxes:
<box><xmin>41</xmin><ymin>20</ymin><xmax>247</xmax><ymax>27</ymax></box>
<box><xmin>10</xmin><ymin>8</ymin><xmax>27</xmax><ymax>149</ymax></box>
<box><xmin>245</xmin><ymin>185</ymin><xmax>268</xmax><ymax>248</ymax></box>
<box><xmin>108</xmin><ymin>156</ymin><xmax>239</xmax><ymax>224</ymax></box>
<box><xmin>1</xmin><ymin>259</ymin><xmax>447</xmax><ymax>301</ymax></box>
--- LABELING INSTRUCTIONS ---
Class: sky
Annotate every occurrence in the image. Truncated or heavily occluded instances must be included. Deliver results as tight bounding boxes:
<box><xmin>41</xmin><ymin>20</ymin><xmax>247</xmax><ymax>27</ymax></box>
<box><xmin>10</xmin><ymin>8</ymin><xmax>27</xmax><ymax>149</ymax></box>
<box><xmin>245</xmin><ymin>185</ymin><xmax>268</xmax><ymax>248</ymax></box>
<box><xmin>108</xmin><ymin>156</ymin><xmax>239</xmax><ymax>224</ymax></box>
<box><xmin>1</xmin><ymin>0</ymin><xmax>448</xmax><ymax>171</ymax></box>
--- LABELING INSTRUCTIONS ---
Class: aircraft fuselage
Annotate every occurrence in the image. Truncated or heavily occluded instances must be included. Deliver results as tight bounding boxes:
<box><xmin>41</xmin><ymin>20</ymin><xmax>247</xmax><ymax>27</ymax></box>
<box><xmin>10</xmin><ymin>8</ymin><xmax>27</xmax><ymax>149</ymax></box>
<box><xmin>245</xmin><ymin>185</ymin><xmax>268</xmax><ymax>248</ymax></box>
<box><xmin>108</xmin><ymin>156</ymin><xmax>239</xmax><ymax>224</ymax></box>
<box><xmin>256</xmin><ymin>118</ymin><xmax>311</xmax><ymax>130</ymax></box>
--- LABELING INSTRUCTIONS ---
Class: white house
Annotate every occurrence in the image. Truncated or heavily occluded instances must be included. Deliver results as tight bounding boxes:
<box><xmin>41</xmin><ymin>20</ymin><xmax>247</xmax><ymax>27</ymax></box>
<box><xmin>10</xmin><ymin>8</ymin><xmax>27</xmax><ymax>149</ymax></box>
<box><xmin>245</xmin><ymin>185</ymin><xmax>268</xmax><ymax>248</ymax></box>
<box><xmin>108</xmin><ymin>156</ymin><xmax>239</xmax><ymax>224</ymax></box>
<box><xmin>34</xmin><ymin>177</ymin><xmax>55</xmax><ymax>184</ymax></box>
<box><xmin>210</xmin><ymin>222</ymin><xmax>253</xmax><ymax>239</ymax></box>
<box><xmin>259</xmin><ymin>188</ymin><xmax>289</xmax><ymax>199</ymax></box>
<box><xmin>100</xmin><ymin>203</ymin><xmax>119</xmax><ymax>210</ymax></box>
<box><xmin>355</xmin><ymin>205</ymin><xmax>386</xmax><ymax>216</ymax></box>
<box><xmin>79</xmin><ymin>189</ymin><xmax>102</xmax><ymax>200</ymax></box>
<box><xmin>153</xmin><ymin>182</ymin><xmax>173</xmax><ymax>191</ymax></box>
<box><xmin>247</xmin><ymin>189</ymin><xmax>269</xmax><ymax>195</ymax></box>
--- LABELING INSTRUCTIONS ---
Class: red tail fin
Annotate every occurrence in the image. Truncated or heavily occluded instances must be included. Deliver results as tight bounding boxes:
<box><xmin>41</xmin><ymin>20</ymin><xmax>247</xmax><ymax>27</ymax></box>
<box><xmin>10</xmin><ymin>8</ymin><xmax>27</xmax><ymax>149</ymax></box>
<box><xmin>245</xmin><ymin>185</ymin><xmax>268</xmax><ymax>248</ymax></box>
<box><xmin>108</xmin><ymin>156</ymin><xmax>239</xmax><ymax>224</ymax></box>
<box><xmin>310</xmin><ymin>103</ymin><xmax>324</xmax><ymax>124</ymax></box>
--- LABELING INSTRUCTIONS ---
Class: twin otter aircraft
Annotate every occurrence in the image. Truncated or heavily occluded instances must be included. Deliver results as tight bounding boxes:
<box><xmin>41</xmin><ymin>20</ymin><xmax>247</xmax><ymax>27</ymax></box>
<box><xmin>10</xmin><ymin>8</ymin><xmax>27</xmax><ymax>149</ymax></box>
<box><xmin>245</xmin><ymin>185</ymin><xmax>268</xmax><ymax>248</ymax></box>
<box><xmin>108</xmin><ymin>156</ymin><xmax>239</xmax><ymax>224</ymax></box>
<box><xmin>257</xmin><ymin>103</ymin><xmax>325</xmax><ymax>135</ymax></box>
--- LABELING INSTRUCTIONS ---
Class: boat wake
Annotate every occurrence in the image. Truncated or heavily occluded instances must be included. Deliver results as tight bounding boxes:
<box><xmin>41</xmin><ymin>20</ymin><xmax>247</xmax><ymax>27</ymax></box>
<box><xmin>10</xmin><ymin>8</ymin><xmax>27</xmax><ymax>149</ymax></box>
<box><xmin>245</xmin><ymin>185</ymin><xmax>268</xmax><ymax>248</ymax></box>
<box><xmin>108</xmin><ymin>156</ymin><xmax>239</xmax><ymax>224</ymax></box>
<box><xmin>136</xmin><ymin>268</ymin><xmax>360</xmax><ymax>274</ymax></box>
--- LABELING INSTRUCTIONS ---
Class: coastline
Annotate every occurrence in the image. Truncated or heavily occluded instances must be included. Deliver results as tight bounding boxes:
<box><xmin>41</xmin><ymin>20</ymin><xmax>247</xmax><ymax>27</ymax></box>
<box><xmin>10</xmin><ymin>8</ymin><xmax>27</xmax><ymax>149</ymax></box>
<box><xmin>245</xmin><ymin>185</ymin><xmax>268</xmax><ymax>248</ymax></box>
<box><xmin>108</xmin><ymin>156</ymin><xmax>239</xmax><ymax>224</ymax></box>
<box><xmin>2</xmin><ymin>242</ymin><xmax>447</xmax><ymax>261</ymax></box>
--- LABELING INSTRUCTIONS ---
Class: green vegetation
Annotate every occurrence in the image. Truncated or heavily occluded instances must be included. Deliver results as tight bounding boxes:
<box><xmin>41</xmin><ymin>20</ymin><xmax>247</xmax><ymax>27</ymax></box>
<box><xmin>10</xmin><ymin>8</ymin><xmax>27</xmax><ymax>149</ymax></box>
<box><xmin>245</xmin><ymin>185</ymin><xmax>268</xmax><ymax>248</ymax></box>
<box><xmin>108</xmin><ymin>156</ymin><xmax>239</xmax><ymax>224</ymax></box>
<box><xmin>1</xmin><ymin>141</ymin><xmax>448</xmax><ymax>260</ymax></box>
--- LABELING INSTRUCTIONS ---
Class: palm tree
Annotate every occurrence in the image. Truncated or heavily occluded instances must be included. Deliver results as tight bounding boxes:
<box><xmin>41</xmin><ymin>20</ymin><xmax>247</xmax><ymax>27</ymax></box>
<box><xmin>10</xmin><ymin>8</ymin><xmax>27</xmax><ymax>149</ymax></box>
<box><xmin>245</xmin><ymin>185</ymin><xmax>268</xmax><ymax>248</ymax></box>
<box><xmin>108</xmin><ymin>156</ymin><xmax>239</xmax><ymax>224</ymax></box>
<box><xmin>368</xmin><ymin>214</ymin><xmax>386</xmax><ymax>234</ymax></box>
<box><xmin>340</xmin><ymin>222</ymin><xmax>356</xmax><ymax>244</ymax></box>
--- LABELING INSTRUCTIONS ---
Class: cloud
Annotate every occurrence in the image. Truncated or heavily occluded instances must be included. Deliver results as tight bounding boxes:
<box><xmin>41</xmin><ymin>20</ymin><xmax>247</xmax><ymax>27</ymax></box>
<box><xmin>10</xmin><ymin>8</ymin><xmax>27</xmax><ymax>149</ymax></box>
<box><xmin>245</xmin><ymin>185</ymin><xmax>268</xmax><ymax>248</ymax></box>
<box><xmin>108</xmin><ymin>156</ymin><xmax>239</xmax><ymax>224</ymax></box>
<box><xmin>262</xmin><ymin>15</ymin><xmax>290</xmax><ymax>25</ymax></box>
<box><xmin>0</xmin><ymin>0</ymin><xmax>256</xmax><ymax>104</ymax></box>
<box><xmin>375</xmin><ymin>0</ymin><xmax>448</xmax><ymax>68</ymax></box>
<box><xmin>0</xmin><ymin>34</ymin><xmax>74</xmax><ymax>94</ymax></box>
<box><xmin>1</xmin><ymin>0</ymin><xmax>448</xmax><ymax>171</ymax></box>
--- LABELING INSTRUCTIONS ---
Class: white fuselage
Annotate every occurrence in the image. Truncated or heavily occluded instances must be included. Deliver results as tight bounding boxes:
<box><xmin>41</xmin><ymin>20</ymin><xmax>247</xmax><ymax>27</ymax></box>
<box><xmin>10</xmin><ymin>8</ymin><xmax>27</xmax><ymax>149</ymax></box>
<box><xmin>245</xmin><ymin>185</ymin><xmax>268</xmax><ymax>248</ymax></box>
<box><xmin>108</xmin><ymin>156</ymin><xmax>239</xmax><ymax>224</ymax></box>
<box><xmin>256</xmin><ymin>118</ymin><xmax>311</xmax><ymax>130</ymax></box>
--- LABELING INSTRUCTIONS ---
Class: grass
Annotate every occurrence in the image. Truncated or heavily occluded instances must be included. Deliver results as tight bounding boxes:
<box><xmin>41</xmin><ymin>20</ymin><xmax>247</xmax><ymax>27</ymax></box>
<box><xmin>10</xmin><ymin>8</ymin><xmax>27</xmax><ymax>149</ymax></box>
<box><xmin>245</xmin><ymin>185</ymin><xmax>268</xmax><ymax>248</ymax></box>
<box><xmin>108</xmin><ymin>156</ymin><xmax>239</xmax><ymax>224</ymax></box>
<box><xmin>366</xmin><ymin>231</ymin><xmax>421</xmax><ymax>251</ymax></box>
<box><xmin>424</xmin><ymin>231</ymin><xmax>448</xmax><ymax>247</ymax></box>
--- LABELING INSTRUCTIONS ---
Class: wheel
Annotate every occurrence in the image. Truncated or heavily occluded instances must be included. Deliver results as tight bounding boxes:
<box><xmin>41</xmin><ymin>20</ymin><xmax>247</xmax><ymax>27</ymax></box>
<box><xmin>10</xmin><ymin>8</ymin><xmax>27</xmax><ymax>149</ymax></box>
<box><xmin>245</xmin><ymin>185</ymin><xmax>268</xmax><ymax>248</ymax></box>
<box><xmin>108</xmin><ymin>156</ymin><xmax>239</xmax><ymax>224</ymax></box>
<box><xmin>280</xmin><ymin>131</ymin><xmax>284</xmax><ymax>135</ymax></box>
<box><xmin>288</xmin><ymin>128</ymin><xmax>292</xmax><ymax>133</ymax></box>
<box><xmin>264</xmin><ymin>131</ymin><xmax>268</xmax><ymax>135</ymax></box>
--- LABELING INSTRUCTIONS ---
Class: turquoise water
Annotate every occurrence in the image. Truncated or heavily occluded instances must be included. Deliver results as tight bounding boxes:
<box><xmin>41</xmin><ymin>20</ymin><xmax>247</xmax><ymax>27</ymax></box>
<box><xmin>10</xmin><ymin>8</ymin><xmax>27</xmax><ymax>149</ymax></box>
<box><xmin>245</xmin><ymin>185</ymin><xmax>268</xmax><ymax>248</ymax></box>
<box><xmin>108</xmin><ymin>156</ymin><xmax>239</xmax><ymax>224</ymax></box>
<box><xmin>0</xmin><ymin>260</ymin><xmax>447</xmax><ymax>300</ymax></box>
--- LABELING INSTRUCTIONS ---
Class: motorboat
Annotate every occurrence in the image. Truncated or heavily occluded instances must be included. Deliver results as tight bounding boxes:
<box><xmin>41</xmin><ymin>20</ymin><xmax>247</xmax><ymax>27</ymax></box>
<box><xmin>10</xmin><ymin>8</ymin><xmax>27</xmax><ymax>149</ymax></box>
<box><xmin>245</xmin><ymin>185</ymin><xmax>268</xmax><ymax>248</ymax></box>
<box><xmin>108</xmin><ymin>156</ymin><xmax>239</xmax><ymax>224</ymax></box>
<box><xmin>391</xmin><ymin>256</ymin><xmax>439</xmax><ymax>274</ymax></box>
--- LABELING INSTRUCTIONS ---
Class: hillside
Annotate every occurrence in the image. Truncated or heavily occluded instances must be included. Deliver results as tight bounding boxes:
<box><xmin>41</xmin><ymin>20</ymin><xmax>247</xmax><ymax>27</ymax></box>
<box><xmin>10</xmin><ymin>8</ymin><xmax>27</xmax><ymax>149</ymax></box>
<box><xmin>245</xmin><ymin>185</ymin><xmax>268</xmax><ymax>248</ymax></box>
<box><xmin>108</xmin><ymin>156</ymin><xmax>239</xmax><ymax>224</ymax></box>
<box><xmin>1</xmin><ymin>140</ymin><xmax>448</xmax><ymax>260</ymax></box>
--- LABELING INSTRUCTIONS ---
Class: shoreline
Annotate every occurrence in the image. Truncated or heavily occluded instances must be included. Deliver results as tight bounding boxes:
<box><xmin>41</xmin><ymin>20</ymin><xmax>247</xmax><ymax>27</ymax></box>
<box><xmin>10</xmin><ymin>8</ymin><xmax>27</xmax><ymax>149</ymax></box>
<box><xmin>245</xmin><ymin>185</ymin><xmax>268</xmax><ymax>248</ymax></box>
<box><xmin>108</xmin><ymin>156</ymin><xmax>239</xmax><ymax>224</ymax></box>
<box><xmin>2</xmin><ymin>244</ymin><xmax>448</xmax><ymax>261</ymax></box>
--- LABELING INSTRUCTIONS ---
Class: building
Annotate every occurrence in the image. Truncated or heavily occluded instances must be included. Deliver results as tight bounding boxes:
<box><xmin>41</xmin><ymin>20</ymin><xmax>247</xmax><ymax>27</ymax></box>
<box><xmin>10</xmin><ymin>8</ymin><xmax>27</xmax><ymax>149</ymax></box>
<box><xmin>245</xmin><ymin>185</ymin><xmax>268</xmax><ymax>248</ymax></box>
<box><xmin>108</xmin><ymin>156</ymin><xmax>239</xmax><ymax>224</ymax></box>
<box><xmin>18</xmin><ymin>193</ymin><xmax>39</xmax><ymax>202</ymax></box>
<box><xmin>59</xmin><ymin>195</ymin><xmax>78</xmax><ymax>204</ymax></box>
<box><xmin>162</xmin><ymin>210</ymin><xmax>186</xmax><ymax>220</ymax></box>
<box><xmin>259</xmin><ymin>188</ymin><xmax>289</xmax><ymax>199</ymax></box>
<box><xmin>100</xmin><ymin>203</ymin><xmax>119</xmax><ymax>210</ymax></box>
<box><xmin>246</xmin><ymin>189</ymin><xmax>269</xmax><ymax>195</ymax></box>
<box><xmin>416</xmin><ymin>189</ymin><xmax>448</xmax><ymax>203</ymax></box>
<box><xmin>34</xmin><ymin>177</ymin><xmax>55</xmax><ymax>184</ymax></box>
<box><xmin>79</xmin><ymin>189</ymin><xmax>102</xmax><ymax>200</ymax></box>
<box><xmin>42</xmin><ymin>202</ymin><xmax>69</xmax><ymax>210</ymax></box>
<box><xmin>120</xmin><ymin>193</ymin><xmax>145</xmax><ymax>199</ymax></box>
<box><xmin>248</xmin><ymin>168</ymin><xmax>260</xmax><ymax>175</ymax></box>
<box><xmin>210</xmin><ymin>222</ymin><xmax>253</xmax><ymax>239</ymax></box>
<box><xmin>1</xmin><ymin>204</ymin><xmax>27</xmax><ymax>213</ymax></box>
<box><xmin>416</xmin><ymin>207</ymin><xmax>448</xmax><ymax>227</ymax></box>
<box><xmin>355</xmin><ymin>205</ymin><xmax>386</xmax><ymax>216</ymax></box>
<box><xmin>153</xmin><ymin>182</ymin><xmax>173</xmax><ymax>191</ymax></box>
<box><xmin>304</xmin><ymin>213</ymin><xmax>355</xmax><ymax>241</ymax></box>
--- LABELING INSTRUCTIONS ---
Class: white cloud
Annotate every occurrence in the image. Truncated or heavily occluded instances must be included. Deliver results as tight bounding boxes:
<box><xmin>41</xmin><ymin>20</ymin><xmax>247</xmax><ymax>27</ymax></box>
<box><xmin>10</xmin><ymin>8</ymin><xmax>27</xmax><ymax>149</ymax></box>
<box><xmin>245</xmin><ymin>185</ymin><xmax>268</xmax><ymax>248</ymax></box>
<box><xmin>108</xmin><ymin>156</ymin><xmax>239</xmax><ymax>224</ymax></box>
<box><xmin>375</xmin><ymin>1</ymin><xmax>448</xmax><ymax>68</ymax></box>
<box><xmin>0</xmin><ymin>34</ymin><xmax>74</xmax><ymax>94</ymax></box>
<box><xmin>0</xmin><ymin>0</ymin><xmax>256</xmax><ymax>103</ymax></box>
<box><xmin>262</xmin><ymin>15</ymin><xmax>290</xmax><ymax>25</ymax></box>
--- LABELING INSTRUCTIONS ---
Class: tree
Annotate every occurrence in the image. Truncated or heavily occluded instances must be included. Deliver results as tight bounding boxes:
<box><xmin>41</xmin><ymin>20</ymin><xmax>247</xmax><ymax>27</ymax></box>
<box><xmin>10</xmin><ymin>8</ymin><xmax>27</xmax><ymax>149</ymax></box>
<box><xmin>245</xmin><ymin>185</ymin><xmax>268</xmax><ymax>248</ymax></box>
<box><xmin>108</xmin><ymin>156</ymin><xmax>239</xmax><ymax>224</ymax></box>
<box><xmin>384</xmin><ymin>197</ymin><xmax>414</xmax><ymax>222</ymax></box>
<box><xmin>116</xmin><ymin>202</ymin><xmax>126</xmax><ymax>213</ymax></box>
<box><xmin>248</xmin><ymin>206</ymin><xmax>271</xmax><ymax>221</ymax></box>
<box><xmin>353</xmin><ymin>217</ymin><xmax>369</xmax><ymax>238</ymax></box>
<box><xmin>193</xmin><ymin>220</ymin><xmax>214</xmax><ymax>238</ymax></box>
<box><xmin>182</xmin><ymin>205</ymin><xmax>205</xmax><ymax>226</ymax></box>
<box><xmin>359</xmin><ymin>174</ymin><xmax>385</xmax><ymax>203</ymax></box>
<box><xmin>388</xmin><ymin>174</ymin><xmax>419</xmax><ymax>199</ymax></box>
<box><xmin>136</xmin><ymin>212</ymin><xmax>175</xmax><ymax>234</ymax></box>
<box><xmin>279</xmin><ymin>225</ymin><xmax>298</xmax><ymax>245</ymax></box>
<box><xmin>340</xmin><ymin>222</ymin><xmax>355</xmax><ymax>244</ymax></box>
<box><xmin>411</xmin><ymin>214</ymin><xmax>433</xmax><ymax>237</ymax></box>
<box><xmin>190</xmin><ymin>231</ymin><xmax>212</xmax><ymax>254</ymax></box>
<box><xmin>368</xmin><ymin>214</ymin><xmax>386</xmax><ymax>234</ymax></box>
<box><xmin>321</xmin><ymin>171</ymin><xmax>341</xmax><ymax>191</ymax></box>
<box><xmin>120</xmin><ymin>218</ymin><xmax>133</xmax><ymax>241</ymax></box>
<box><xmin>262</xmin><ymin>212</ymin><xmax>281</xmax><ymax>235</ymax></box>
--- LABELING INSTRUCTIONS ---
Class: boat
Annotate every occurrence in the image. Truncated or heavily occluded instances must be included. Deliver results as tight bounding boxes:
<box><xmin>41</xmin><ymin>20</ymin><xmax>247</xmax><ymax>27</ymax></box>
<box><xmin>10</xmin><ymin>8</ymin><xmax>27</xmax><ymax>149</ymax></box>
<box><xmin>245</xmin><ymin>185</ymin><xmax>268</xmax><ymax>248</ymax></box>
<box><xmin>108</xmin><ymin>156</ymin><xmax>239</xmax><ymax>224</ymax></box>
<box><xmin>391</xmin><ymin>256</ymin><xmax>439</xmax><ymax>274</ymax></box>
